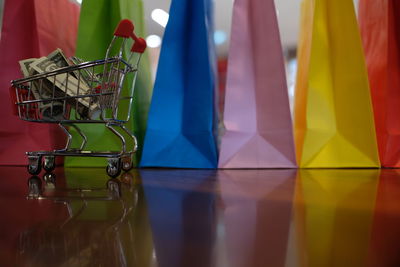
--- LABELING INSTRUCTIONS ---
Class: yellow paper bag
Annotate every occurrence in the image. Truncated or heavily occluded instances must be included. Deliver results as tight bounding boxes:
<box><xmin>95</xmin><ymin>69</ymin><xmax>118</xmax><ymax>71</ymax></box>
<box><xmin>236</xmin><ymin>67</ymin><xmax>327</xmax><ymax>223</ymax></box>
<box><xmin>294</xmin><ymin>0</ymin><xmax>380</xmax><ymax>168</ymax></box>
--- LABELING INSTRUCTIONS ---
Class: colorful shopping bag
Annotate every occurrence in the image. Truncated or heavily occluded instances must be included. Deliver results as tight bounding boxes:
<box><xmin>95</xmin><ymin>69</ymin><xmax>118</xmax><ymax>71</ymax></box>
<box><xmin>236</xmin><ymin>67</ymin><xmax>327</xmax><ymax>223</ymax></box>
<box><xmin>0</xmin><ymin>0</ymin><xmax>80</xmax><ymax>165</ymax></box>
<box><xmin>293</xmin><ymin>169</ymin><xmax>379</xmax><ymax>266</ymax></box>
<box><xmin>64</xmin><ymin>0</ymin><xmax>152</xmax><ymax>167</ymax></box>
<box><xmin>218</xmin><ymin>0</ymin><xmax>296</xmax><ymax>168</ymax></box>
<box><xmin>140</xmin><ymin>0</ymin><xmax>218</xmax><ymax>168</ymax></box>
<box><xmin>358</xmin><ymin>0</ymin><xmax>400</xmax><ymax>167</ymax></box>
<box><xmin>294</xmin><ymin>0</ymin><xmax>380</xmax><ymax>168</ymax></box>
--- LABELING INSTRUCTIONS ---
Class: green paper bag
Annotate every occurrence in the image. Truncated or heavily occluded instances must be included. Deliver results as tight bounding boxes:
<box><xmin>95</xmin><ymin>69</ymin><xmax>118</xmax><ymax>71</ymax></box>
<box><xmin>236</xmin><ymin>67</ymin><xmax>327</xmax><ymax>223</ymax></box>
<box><xmin>65</xmin><ymin>0</ymin><xmax>152</xmax><ymax>167</ymax></box>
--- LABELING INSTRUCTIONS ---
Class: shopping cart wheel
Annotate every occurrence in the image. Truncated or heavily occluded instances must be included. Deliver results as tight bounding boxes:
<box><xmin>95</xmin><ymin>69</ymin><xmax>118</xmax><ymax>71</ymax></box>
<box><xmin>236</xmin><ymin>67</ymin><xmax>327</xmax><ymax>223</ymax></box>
<box><xmin>43</xmin><ymin>172</ymin><xmax>56</xmax><ymax>189</ymax></box>
<box><xmin>107</xmin><ymin>179</ymin><xmax>121</xmax><ymax>199</ymax></box>
<box><xmin>106</xmin><ymin>158</ymin><xmax>121</xmax><ymax>178</ymax></box>
<box><xmin>121</xmin><ymin>155</ymin><xmax>133</xmax><ymax>171</ymax></box>
<box><xmin>27</xmin><ymin>176</ymin><xmax>42</xmax><ymax>199</ymax></box>
<box><xmin>43</xmin><ymin>156</ymin><xmax>56</xmax><ymax>172</ymax></box>
<box><xmin>120</xmin><ymin>172</ymin><xmax>133</xmax><ymax>186</ymax></box>
<box><xmin>27</xmin><ymin>156</ymin><xmax>42</xmax><ymax>175</ymax></box>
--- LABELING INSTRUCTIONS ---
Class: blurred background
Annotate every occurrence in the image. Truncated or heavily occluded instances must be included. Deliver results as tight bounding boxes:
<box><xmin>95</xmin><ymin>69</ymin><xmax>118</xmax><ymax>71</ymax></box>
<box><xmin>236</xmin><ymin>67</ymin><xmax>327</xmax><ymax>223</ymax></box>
<box><xmin>0</xmin><ymin>0</ymin><xmax>360</xmax><ymax>111</ymax></box>
<box><xmin>145</xmin><ymin>0</ymin><xmax>359</xmax><ymax>113</ymax></box>
<box><xmin>144</xmin><ymin>0</ymin><xmax>302</xmax><ymax>111</ymax></box>
<box><xmin>144</xmin><ymin>0</ymin><xmax>359</xmax><ymax>113</ymax></box>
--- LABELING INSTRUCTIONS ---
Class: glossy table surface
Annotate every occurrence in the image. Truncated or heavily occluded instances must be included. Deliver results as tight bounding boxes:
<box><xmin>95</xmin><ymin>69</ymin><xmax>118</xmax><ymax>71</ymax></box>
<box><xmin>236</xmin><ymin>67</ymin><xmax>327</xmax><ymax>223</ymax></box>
<box><xmin>0</xmin><ymin>167</ymin><xmax>399</xmax><ymax>267</ymax></box>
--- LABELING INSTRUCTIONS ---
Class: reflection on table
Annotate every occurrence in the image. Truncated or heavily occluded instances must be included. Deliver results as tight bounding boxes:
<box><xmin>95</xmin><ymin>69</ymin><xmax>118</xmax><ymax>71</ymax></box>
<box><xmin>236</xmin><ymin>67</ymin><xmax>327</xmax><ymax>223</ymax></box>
<box><xmin>3</xmin><ymin>168</ymin><xmax>153</xmax><ymax>267</ymax></box>
<box><xmin>0</xmin><ymin>167</ymin><xmax>400</xmax><ymax>267</ymax></box>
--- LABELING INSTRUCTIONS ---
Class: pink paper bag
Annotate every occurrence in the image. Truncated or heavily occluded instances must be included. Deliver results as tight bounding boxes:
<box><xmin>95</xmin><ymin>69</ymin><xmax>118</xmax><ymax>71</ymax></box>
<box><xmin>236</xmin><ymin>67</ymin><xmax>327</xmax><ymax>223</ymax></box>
<box><xmin>218</xmin><ymin>0</ymin><xmax>296</xmax><ymax>169</ymax></box>
<box><xmin>0</xmin><ymin>0</ymin><xmax>80</xmax><ymax>165</ymax></box>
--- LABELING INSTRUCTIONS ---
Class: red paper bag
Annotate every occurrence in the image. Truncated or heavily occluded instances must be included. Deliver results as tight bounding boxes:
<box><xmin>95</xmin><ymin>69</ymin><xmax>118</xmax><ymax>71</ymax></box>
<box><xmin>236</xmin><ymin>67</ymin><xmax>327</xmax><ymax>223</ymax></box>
<box><xmin>359</xmin><ymin>0</ymin><xmax>400</xmax><ymax>167</ymax></box>
<box><xmin>0</xmin><ymin>0</ymin><xmax>80</xmax><ymax>165</ymax></box>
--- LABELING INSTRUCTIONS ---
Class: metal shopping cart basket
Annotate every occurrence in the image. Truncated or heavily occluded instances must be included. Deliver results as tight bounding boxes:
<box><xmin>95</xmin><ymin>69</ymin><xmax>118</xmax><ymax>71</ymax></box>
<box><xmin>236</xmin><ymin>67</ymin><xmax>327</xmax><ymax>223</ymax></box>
<box><xmin>10</xmin><ymin>19</ymin><xmax>147</xmax><ymax>178</ymax></box>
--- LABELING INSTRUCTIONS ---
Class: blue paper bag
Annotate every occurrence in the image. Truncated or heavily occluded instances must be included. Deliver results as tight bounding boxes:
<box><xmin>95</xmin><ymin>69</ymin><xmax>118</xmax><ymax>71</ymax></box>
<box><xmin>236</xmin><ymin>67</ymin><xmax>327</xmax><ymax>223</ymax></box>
<box><xmin>140</xmin><ymin>0</ymin><xmax>218</xmax><ymax>168</ymax></box>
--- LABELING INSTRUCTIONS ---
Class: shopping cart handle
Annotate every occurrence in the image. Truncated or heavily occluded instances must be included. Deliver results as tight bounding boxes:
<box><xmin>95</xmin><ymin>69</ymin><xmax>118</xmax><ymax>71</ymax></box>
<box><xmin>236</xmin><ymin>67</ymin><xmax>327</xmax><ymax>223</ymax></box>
<box><xmin>114</xmin><ymin>19</ymin><xmax>134</xmax><ymax>38</ymax></box>
<box><xmin>9</xmin><ymin>86</ymin><xmax>18</xmax><ymax>116</ymax></box>
<box><xmin>131</xmin><ymin>37</ymin><xmax>147</xmax><ymax>54</ymax></box>
<box><xmin>114</xmin><ymin>19</ymin><xmax>147</xmax><ymax>53</ymax></box>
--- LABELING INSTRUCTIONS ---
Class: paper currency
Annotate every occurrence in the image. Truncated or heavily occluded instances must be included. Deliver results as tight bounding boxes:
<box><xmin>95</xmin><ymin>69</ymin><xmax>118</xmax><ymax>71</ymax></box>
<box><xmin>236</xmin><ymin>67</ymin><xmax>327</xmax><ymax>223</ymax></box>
<box><xmin>19</xmin><ymin>58</ymin><xmax>36</xmax><ymax>77</ymax></box>
<box><xmin>29</xmin><ymin>56</ymin><xmax>90</xmax><ymax>104</ymax></box>
<box><xmin>47</xmin><ymin>49</ymin><xmax>86</xmax><ymax>81</ymax></box>
<box><xmin>30</xmin><ymin>49</ymin><xmax>100</xmax><ymax>118</ymax></box>
<box><xmin>18</xmin><ymin>49</ymin><xmax>103</xmax><ymax>120</ymax></box>
<box><xmin>69</xmin><ymin>56</ymin><xmax>101</xmax><ymax>85</ymax></box>
<box><xmin>19</xmin><ymin>58</ymin><xmax>65</xmax><ymax>120</ymax></box>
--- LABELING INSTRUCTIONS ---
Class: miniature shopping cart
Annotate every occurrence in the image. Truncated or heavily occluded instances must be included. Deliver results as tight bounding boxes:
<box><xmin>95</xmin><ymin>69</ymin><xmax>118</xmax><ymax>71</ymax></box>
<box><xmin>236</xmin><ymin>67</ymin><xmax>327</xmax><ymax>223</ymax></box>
<box><xmin>10</xmin><ymin>19</ymin><xmax>147</xmax><ymax>178</ymax></box>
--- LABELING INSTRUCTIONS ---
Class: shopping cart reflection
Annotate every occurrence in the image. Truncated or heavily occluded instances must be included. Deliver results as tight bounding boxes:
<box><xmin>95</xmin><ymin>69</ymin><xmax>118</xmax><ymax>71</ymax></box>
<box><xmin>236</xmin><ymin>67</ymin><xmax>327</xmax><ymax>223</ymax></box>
<box><xmin>18</xmin><ymin>171</ymin><xmax>151</xmax><ymax>266</ymax></box>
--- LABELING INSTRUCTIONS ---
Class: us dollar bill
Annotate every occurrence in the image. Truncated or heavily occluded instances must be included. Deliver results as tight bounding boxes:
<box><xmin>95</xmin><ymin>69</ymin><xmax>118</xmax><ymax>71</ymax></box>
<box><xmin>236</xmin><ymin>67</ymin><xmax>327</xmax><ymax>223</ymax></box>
<box><xmin>29</xmin><ymin>51</ymin><xmax>100</xmax><ymax>118</ymax></box>
<box><xmin>19</xmin><ymin>58</ymin><xmax>65</xmax><ymax>120</ymax></box>
<box><xmin>47</xmin><ymin>49</ymin><xmax>92</xmax><ymax>88</ymax></box>
<box><xmin>47</xmin><ymin>49</ymin><xmax>86</xmax><ymax>81</ymax></box>
<box><xmin>19</xmin><ymin>58</ymin><xmax>36</xmax><ymax>77</ymax></box>
<box><xmin>69</xmin><ymin>56</ymin><xmax>101</xmax><ymax>84</ymax></box>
